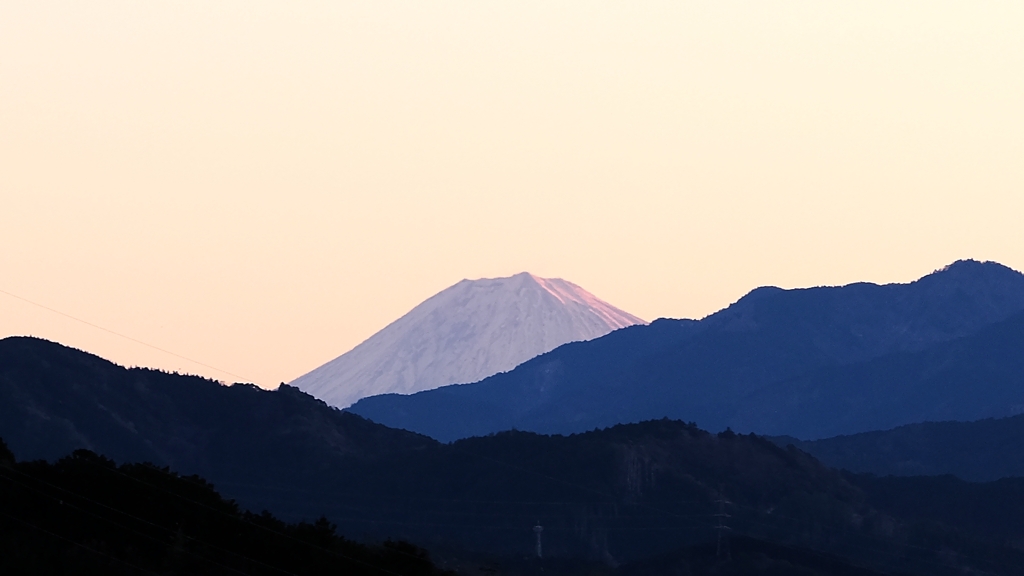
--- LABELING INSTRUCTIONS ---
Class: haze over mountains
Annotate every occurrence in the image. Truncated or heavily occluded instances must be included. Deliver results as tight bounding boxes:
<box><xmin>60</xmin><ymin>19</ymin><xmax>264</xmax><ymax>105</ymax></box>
<box><xmin>291</xmin><ymin>272</ymin><xmax>644</xmax><ymax>408</ymax></box>
<box><xmin>350</xmin><ymin>260</ymin><xmax>1024</xmax><ymax>441</ymax></box>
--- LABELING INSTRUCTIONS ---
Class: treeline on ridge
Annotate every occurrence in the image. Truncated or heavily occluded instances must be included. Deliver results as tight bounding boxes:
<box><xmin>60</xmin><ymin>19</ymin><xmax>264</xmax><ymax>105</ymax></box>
<box><xmin>0</xmin><ymin>437</ymin><xmax>446</xmax><ymax>576</ymax></box>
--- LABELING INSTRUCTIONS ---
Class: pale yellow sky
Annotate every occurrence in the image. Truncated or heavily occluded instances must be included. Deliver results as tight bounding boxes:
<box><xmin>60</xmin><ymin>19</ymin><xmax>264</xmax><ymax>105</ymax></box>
<box><xmin>2</xmin><ymin>1</ymin><xmax>1022</xmax><ymax>387</ymax></box>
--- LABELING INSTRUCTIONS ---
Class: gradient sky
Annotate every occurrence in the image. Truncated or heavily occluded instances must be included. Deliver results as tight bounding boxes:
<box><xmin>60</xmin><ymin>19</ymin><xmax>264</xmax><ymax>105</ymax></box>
<box><xmin>2</xmin><ymin>1</ymin><xmax>1023</xmax><ymax>387</ymax></box>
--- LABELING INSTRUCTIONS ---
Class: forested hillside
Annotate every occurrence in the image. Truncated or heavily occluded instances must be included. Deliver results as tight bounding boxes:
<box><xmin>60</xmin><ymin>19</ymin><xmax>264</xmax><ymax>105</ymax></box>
<box><xmin>777</xmin><ymin>414</ymin><xmax>1024</xmax><ymax>481</ymax></box>
<box><xmin>6</xmin><ymin>336</ymin><xmax>1024</xmax><ymax>574</ymax></box>
<box><xmin>0</xmin><ymin>438</ymin><xmax>445</xmax><ymax>575</ymax></box>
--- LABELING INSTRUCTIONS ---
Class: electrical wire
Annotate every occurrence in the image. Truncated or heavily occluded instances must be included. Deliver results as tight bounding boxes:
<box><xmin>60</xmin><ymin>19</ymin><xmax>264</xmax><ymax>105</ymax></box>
<box><xmin>0</xmin><ymin>286</ymin><xmax>257</xmax><ymax>384</ymax></box>
<box><xmin>2</xmin><ymin>287</ymin><xmax>1011</xmax><ymax>572</ymax></box>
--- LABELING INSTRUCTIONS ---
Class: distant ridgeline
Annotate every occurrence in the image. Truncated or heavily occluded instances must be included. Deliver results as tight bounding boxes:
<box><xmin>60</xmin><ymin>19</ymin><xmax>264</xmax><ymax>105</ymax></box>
<box><xmin>4</xmin><ymin>337</ymin><xmax>1024</xmax><ymax>574</ymax></box>
<box><xmin>773</xmin><ymin>413</ymin><xmax>1024</xmax><ymax>482</ymax></box>
<box><xmin>348</xmin><ymin>260</ymin><xmax>1024</xmax><ymax>441</ymax></box>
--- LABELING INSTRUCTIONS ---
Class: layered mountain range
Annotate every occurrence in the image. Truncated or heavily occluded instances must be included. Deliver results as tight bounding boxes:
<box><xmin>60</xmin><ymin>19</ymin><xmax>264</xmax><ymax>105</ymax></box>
<box><xmin>349</xmin><ymin>260</ymin><xmax>1024</xmax><ymax>441</ymax></box>
<box><xmin>7</xmin><ymin>253</ymin><xmax>1024</xmax><ymax>575</ymax></box>
<box><xmin>292</xmin><ymin>272</ymin><xmax>644</xmax><ymax>408</ymax></box>
<box><xmin>5</xmin><ymin>338</ymin><xmax>1024</xmax><ymax>575</ymax></box>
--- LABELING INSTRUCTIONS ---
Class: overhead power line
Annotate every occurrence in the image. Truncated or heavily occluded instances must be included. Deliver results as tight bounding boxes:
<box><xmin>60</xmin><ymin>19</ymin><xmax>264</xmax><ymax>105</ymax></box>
<box><xmin>0</xmin><ymin>287</ymin><xmax>256</xmax><ymax>384</ymax></box>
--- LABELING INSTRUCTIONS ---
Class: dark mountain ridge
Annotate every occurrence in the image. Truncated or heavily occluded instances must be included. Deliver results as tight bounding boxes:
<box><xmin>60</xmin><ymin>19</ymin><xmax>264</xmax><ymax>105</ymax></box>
<box><xmin>350</xmin><ymin>260</ymin><xmax>1024</xmax><ymax>441</ymax></box>
<box><xmin>0</xmin><ymin>438</ymin><xmax>446</xmax><ymax>575</ymax></box>
<box><xmin>729</xmin><ymin>308</ymin><xmax>1024</xmax><ymax>438</ymax></box>
<box><xmin>0</xmin><ymin>435</ymin><xmax>903</xmax><ymax>576</ymax></box>
<box><xmin>775</xmin><ymin>413</ymin><xmax>1024</xmax><ymax>481</ymax></box>
<box><xmin>3</xmin><ymin>337</ymin><xmax>1024</xmax><ymax>574</ymax></box>
<box><xmin>0</xmin><ymin>335</ymin><xmax>433</xmax><ymax>485</ymax></box>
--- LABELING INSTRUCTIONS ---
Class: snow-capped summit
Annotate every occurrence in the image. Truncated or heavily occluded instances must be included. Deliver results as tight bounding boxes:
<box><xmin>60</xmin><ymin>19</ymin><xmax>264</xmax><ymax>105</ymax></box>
<box><xmin>290</xmin><ymin>273</ymin><xmax>645</xmax><ymax>408</ymax></box>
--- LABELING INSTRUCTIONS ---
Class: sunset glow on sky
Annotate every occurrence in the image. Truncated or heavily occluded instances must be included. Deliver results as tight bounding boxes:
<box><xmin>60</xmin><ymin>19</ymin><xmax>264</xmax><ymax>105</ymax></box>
<box><xmin>2</xmin><ymin>1</ymin><xmax>1023</xmax><ymax>387</ymax></box>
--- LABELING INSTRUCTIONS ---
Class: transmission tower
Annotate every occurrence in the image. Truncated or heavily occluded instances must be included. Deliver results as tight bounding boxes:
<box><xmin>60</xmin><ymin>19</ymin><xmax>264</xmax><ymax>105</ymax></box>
<box><xmin>533</xmin><ymin>522</ymin><xmax>544</xmax><ymax>558</ymax></box>
<box><xmin>714</xmin><ymin>486</ymin><xmax>732</xmax><ymax>559</ymax></box>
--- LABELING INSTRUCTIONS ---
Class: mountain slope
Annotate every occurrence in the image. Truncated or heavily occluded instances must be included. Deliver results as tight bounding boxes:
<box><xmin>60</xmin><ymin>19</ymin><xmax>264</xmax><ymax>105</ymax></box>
<box><xmin>3</xmin><ymin>340</ymin><xmax>1024</xmax><ymax>574</ymax></box>
<box><xmin>0</xmin><ymin>440</ymin><xmax>445</xmax><ymax>576</ymax></box>
<box><xmin>1</xmin><ymin>433</ymin><xmax>892</xmax><ymax>576</ymax></box>
<box><xmin>775</xmin><ymin>413</ymin><xmax>1024</xmax><ymax>481</ymax></box>
<box><xmin>0</xmin><ymin>336</ymin><xmax>433</xmax><ymax>486</ymax></box>
<box><xmin>348</xmin><ymin>260</ymin><xmax>1024</xmax><ymax>441</ymax></box>
<box><xmin>728</xmin><ymin>310</ymin><xmax>1024</xmax><ymax>439</ymax></box>
<box><xmin>291</xmin><ymin>272</ymin><xmax>644</xmax><ymax>408</ymax></box>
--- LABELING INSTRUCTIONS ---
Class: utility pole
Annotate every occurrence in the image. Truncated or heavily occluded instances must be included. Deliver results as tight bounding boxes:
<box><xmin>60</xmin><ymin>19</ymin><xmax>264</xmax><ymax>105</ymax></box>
<box><xmin>533</xmin><ymin>522</ymin><xmax>544</xmax><ymax>558</ymax></box>
<box><xmin>715</xmin><ymin>486</ymin><xmax>731</xmax><ymax>559</ymax></box>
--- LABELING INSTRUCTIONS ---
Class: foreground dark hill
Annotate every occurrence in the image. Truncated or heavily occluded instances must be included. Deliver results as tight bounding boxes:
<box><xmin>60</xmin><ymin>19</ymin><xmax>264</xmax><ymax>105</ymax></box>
<box><xmin>340</xmin><ymin>423</ymin><xmax>1024</xmax><ymax>576</ymax></box>
<box><xmin>0</xmin><ymin>438</ymin><xmax>446</xmax><ymax>575</ymax></box>
<box><xmin>777</xmin><ymin>413</ymin><xmax>1024</xmax><ymax>481</ymax></box>
<box><xmin>0</xmin><ymin>336</ymin><xmax>433</xmax><ymax>486</ymax></box>
<box><xmin>350</xmin><ymin>260</ymin><xmax>1024</xmax><ymax>441</ymax></box>
<box><xmin>6</xmin><ymin>337</ymin><xmax>1024</xmax><ymax>574</ymax></box>
<box><xmin>0</xmin><ymin>437</ymin><xmax>898</xmax><ymax>576</ymax></box>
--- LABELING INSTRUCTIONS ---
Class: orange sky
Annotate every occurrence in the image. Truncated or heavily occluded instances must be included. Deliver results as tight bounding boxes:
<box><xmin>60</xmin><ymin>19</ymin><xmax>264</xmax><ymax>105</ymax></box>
<box><xmin>2</xmin><ymin>1</ymin><xmax>1023</xmax><ymax>387</ymax></box>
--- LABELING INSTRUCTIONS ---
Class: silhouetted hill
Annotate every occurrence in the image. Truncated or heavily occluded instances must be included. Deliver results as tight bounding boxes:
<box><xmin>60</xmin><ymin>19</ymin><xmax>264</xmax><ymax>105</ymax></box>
<box><xmin>0</xmin><ymin>336</ymin><xmax>434</xmax><ymax>498</ymax></box>
<box><xmin>350</xmin><ymin>260</ymin><xmax>1024</xmax><ymax>441</ymax></box>
<box><xmin>0</xmin><ymin>437</ymin><xmax>447</xmax><ymax>575</ymax></box>
<box><xmin>0</xmin><ymin>433</ymin><xmax>904</xmax><ymax>576</ymax></box>
<box><xmin>398</xmin><ymin>421</ymin><xmax>1024</xmax><ymax>576</ymax></box>
<box><xmin>848</xmin><ymin>473</ymin><xmax>1024</xmax><ymax>547</ymax></box>
<box><xmin>6</xmin><ymin>336</ymin><xmax>1024</xmax><ymax>574</ymax></box>
<box><xmin>775</xmin><ymin>414</ymin><xmax>1024</xmax><ymax>481</ymax></box>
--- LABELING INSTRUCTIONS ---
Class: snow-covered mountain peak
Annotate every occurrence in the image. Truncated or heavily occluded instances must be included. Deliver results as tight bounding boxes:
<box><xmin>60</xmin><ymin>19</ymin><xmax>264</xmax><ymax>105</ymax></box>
<box><xmin>290</xmin><ymin>273</ymin><xmax>645</xmax><ymax>408</ymax></box>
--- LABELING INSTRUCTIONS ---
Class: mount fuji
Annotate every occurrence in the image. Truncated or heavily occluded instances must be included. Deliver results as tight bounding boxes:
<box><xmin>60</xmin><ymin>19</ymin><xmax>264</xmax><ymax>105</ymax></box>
<box><xmin>290</xmin><ymin>273</ymin><xmax>645</xmax><ymax>408</ymax></box>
